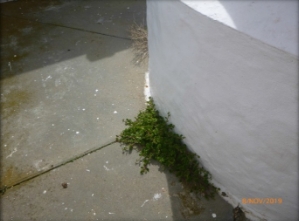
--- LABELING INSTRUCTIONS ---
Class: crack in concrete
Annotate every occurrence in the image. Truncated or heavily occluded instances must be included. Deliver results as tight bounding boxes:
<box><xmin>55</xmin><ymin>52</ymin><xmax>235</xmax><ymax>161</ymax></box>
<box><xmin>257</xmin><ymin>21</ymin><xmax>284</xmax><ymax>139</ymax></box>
<box><xmin>0</xmin><ymin>140</ymin><xmax>117</xmax><ymax>195</ymax></box>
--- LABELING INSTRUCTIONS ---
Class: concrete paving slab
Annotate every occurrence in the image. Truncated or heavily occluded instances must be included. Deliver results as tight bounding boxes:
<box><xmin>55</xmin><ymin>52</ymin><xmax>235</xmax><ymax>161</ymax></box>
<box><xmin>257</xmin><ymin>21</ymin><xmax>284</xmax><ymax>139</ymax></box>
<box><xmin>1</xmin><ymin>142</ymin><xmax>233</xmax><ymax>221</ymax></box>
<box><xmin>1</xmin><ymin>0</ymin><xmax>146</xmax><ymax>187</ymax></box>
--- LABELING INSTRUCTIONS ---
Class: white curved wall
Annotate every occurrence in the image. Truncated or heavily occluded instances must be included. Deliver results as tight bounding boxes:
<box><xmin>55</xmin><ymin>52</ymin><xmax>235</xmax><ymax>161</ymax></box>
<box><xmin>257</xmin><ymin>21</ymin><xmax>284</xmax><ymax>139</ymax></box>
<box><xmin>147</xmin><ymin>1</ymin><xmax>298</xmax><ymax>220</ymax></box>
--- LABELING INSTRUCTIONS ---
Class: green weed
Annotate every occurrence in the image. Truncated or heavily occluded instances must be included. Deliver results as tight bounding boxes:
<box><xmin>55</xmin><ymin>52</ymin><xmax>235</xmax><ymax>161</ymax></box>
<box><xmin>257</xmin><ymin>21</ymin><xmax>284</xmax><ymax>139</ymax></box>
<box><xmin>116</xmin><ymin>97</ymin><xmax>218</xmax><ymax>199</ymax></box>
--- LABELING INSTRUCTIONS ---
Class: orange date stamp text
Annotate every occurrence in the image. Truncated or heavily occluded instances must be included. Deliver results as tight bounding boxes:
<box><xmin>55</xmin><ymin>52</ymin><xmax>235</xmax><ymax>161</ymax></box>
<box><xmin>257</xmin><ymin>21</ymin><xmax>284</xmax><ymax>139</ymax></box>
<box><xmin>242</xmin><ymin>198</ymin><xmax>283</xmax><ymax>204</ymax></box>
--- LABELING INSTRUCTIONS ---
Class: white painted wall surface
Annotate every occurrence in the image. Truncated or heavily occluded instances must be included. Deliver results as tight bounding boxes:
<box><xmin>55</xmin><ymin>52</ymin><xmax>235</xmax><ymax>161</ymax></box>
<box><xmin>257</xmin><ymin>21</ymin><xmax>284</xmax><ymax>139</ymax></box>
<box><xmin>147</xmin><ymin>1</ymin><xmax>298</xmax><ymax>220</ymax></box>
<box><xmin>183</xmin><ymin>0</ymin><xmax>299</xmax><ymax>57</ymax></box>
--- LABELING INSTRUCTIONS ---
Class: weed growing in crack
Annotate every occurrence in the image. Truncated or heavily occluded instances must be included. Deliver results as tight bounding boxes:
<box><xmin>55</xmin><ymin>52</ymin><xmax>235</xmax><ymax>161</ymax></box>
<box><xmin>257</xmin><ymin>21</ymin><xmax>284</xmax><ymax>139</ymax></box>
<box><xmin>130</xmin><ymin>22</ymin><xmax>148</xmax><ymax>64</ymax></box>
<box><xmin>116</xmin><ymin>97</ymin><xmax>218</xmax><ymax>199</ymax></box>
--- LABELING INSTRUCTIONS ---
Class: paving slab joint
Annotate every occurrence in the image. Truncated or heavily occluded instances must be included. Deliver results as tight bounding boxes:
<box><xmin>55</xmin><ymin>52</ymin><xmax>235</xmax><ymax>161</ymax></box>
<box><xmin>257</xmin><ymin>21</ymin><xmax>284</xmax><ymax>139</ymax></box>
<box><xmin>0</xmin><ymin>140</ymin><xmax>117</xmax><ymax>195</ymax></box>
<box><xmin>1</xmin><ymin>14</ymin><xmax>132</xmax><ymax>41</ymax></box>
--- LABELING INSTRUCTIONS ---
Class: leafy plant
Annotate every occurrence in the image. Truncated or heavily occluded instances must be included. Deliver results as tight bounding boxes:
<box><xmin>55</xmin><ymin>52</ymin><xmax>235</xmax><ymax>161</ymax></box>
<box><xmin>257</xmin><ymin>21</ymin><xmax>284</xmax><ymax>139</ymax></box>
<box><xmin>116</xmin><ymin>97</ymin><xmax>218</xmax><ymax>199</ymax></box>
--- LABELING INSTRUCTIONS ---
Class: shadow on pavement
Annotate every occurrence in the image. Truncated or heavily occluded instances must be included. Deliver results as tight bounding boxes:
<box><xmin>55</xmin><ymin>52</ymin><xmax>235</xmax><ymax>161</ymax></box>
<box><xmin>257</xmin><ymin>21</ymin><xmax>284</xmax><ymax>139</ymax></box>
<box><xmin>0</xmin><ymin>0</ymin><xmax>146</xmax><ymax>79</ymax></box>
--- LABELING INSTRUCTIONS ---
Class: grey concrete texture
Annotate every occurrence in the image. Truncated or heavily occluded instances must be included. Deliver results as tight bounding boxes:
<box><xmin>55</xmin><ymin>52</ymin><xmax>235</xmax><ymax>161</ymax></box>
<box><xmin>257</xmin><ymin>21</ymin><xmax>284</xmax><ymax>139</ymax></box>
<box><xmin>1</xmin><ymin>142</ymin><xmax>233</xmax><ymax>221</ymax></box>
<box><xmin>1</xmin><ymin>0</ymin><xmax>234</xmax><ymax>220</ymax></box>
<box><xmin>1</xmin><ymin>0</ymin><xmax>146</xmax><ymax>187</ymax></box>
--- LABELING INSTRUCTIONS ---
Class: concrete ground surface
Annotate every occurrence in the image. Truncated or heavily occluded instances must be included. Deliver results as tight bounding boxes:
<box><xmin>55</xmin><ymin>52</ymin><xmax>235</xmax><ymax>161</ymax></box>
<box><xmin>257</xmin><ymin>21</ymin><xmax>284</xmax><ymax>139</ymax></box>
<box><xmin>1</xmin><ymin>0</ymin><xmax>234</xmax><ymax>220</ymax></box>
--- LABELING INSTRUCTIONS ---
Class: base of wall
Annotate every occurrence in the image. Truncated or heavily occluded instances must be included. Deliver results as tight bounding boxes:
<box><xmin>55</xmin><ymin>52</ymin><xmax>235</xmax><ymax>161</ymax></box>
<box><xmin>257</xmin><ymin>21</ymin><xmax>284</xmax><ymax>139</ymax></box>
<box><xmin>144</xmin><ymin>71</ymin><xmax>151</xmax><ymax>101</ymax></box>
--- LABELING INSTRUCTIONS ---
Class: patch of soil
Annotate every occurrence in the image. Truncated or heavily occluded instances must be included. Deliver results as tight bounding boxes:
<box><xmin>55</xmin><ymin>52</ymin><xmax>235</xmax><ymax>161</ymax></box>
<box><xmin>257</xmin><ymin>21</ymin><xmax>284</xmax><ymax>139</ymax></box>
<box><xmin>178</xmin><ymin>190</ymin><xmax>205</xmax><ymax>219</ymax></box>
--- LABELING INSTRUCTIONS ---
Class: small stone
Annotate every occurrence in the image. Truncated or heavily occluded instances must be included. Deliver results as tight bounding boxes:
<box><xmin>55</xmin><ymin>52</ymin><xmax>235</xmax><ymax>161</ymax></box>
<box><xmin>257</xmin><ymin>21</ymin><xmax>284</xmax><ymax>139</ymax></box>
<box><xmin>221</xmin><ymin>192</ymin><xmax>228</xmax><ymax>197</ymax></box>
<box><xmin>62</xmin><ymin>183</ymin><xmax>68</xmax><ymax>188</ymax></box>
